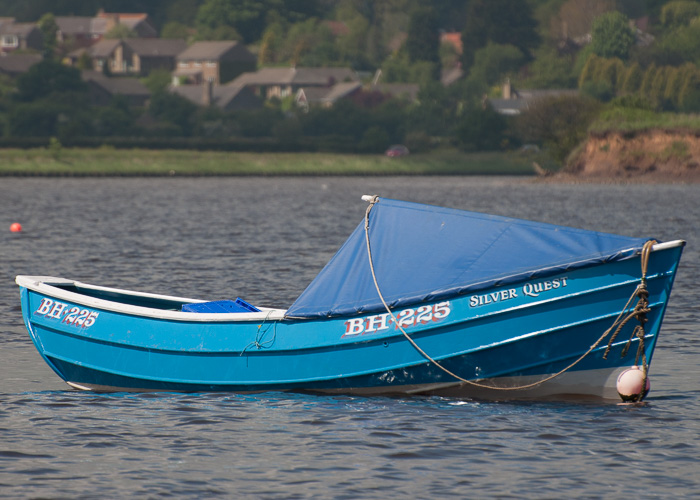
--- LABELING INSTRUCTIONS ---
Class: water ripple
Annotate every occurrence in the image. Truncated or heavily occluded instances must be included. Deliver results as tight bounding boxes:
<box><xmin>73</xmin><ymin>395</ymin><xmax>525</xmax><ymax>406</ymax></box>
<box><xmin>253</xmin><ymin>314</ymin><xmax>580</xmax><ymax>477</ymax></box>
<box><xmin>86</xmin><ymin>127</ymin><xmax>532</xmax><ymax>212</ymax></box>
<box><xmin>1</xmin><ymin>178</ymin><xmax>699</xmax><ymax>498</ymax></box>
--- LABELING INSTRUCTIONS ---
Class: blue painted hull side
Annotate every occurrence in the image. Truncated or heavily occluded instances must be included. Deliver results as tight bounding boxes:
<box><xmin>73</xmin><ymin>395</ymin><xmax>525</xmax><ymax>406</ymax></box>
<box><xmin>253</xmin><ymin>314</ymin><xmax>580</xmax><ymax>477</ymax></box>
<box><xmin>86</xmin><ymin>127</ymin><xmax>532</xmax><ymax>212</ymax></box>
<box><xmin>18</xmin><ymin>244</ymin><xmax>683</xmax><ymax>398</ymax></box>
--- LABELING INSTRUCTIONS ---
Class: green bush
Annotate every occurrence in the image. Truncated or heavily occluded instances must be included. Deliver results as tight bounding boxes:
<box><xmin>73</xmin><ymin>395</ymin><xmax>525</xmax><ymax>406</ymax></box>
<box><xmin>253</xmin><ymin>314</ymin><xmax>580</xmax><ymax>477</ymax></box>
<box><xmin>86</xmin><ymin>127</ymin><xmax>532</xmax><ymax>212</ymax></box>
<box><xmin>590</xmin><ymin>11</ymin><xmax>636</xmax><ymax>60</ymax></box>
<box><xmin>358</xmin><ymin>126</ymin><xmax>390</xmax><ymax>153</ymax></box>
<box><xmin>455</xmin><ymin>105</ymin><xmax>508</xmax><ymax>152</ymax></box>
<box><xmin>580</xmin><ymin>80</ymin><xmax>614</xmax><ymax>101</ymax></box>
<box><xmin>48</xmin><ymin>137</ymin><xmax>62</xmax><ymax>160</ymax></box>
<box><xmin>404</xmin><ymin>131</ymin><xmax>432</xmax><ymax>153</ymax></box>
<box><xmin>522</xmin><ymin>48</ymin><xmax>576</xmax><ymax>89</ymax></box>
<box><xmin>660</xmin><ymin>1</ymin><xmax>700</xmax><ymax>27</ymax></box>
<box><xmin>469</xmin><ymin>43</ymin><xmax>526</xmax><ymax>86</ymax></box>
<box><xmin>620</xmin><ymin>63</ymin><xmax>643</xmax><ymax>94</ymax></box>
<box><xmin>514</xmin><ymin>94</ymin><xmax>602</xmax><ymax>163</ymax></box>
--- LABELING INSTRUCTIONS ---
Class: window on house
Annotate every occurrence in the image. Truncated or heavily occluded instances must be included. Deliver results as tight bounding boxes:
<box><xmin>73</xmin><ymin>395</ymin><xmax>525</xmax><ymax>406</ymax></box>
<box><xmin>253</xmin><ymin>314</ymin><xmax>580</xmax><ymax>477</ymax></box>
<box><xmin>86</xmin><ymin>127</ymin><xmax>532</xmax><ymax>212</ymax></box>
<box><xmin>1</xmin><ymin>35</ymin><xmax>18</xmax><ymax>47</ymax></box>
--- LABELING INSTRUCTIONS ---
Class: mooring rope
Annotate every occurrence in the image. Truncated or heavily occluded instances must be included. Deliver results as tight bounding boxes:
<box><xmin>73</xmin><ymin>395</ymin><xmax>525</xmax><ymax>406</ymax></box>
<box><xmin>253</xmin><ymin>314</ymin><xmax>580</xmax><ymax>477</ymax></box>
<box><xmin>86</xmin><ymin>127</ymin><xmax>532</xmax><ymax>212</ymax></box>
<box><xmin>241</xmin><ymin>310</ymin><xmax>277</xmax><ymax>355</ymax></box>
<box><xmin>363</xmin><ymin>196</ymin><xmax>655</xmax><ymax>393</ymax></box>
<box><xmin>602</xmin><ymin>239</ymin><xmax>656</xmax><ymax>397</ymax></box>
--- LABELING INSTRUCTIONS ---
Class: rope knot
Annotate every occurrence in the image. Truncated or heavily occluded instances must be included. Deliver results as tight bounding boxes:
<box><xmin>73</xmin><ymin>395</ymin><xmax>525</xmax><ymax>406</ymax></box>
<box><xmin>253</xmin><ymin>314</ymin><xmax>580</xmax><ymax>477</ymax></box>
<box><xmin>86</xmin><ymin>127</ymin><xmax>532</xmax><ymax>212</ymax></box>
<box><xmin>603</xmin><ymin>241</ymin><xmax>655</xmax><ymax>364</ymax></box>
<box><xmin>364</xmin><ymin>195</ymin><xmax>379</xmax><ymax>230</ymax></box>
<box><xmin>241</xmin><ymin>312</ymin><xmax>276</xmax><ymax>355</ymax></box>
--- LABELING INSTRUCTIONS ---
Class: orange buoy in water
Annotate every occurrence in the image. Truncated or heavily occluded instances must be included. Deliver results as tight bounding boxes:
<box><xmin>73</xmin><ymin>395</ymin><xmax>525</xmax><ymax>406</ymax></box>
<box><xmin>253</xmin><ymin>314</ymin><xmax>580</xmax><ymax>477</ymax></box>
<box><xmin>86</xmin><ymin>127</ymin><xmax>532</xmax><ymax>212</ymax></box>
<box><xmin>617</xmin><ymin>366</ymin><xmax>650</xmax><ymax>402</ymax></box>
<box><xmin>10</xmin><ymin>222</ymin><xmax>22</xmax><ymax>233</ymax></box>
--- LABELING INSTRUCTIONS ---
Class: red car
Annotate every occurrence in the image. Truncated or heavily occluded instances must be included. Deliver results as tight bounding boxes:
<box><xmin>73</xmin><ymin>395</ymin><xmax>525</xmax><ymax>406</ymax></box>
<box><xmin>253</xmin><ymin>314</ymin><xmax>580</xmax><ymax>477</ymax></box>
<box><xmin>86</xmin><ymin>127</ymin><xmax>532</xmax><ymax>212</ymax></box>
<box><xmin>385</xmin><ymin>145</ymin><xmax>409</xmax><ymax>157</ymax></box>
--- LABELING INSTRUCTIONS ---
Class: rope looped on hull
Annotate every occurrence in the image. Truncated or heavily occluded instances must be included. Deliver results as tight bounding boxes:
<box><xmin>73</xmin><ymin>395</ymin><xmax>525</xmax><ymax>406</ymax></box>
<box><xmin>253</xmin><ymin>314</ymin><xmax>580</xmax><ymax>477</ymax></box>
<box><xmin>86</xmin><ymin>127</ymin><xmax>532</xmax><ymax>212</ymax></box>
<box><xmin>363</xmin><ymin>196</ymin><xmax>656</xmax><ymax>395</ymax></box>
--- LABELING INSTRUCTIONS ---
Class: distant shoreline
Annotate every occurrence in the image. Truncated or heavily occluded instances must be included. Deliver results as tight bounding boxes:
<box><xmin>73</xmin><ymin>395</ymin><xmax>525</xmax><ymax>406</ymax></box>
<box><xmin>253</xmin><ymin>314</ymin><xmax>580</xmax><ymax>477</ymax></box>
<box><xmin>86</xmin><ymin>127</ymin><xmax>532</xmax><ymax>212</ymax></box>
<box><xmin>0</xmin><ymin>148</ymin><xmax>542</xmax><ymax>177</ymax></box>
<box><xmin>3</xmin><ymin>145</ymin><xmax>697</xmax><ymax>183</ymax></box>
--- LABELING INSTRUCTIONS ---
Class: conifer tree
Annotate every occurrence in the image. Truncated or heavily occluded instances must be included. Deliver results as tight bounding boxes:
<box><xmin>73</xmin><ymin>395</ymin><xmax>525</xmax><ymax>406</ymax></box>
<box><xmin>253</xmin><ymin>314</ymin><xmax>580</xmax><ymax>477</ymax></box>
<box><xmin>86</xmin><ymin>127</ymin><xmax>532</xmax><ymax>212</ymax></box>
<box><xmin>678</xmin><ymin>66</ymin><xmax>700</xmax><ymax>110</ymax></box>
<box><xmin>650</xmin><ymin>66</ymin><xmax>669</xmax><ymax>105</ymax></box>
<box><xmin>578</xmin><ymin>54</ymin><xmax>600</xmax><ymax>87</ymax></box>
<box><xmin>594</xmin><ymin>58</ymin><xmax>624</xmax><ymax>90</ymax></box>
<box><xmin>663</xmin><ymin>67</ymin><xmax>682</xmax><ymax>109</ymax></box>
<box><xmin>621</xmin><ymin>62</ymin><xmax>643</xmax><ymax>94</ymax></box>
<box><xmin>639</xmin><ymin>64</ymin><xmax>658</xmax><ymax>97</ymax></box>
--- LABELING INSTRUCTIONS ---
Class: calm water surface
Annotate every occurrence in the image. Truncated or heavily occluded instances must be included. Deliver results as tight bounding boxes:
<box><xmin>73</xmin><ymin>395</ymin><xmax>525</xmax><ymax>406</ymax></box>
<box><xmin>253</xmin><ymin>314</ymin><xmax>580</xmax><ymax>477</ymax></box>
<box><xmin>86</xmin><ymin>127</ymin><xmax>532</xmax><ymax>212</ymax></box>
<box><xmin>1</xmin><ymin>176</ymin><xmax>699</xmax><ymax>498</ymax></box>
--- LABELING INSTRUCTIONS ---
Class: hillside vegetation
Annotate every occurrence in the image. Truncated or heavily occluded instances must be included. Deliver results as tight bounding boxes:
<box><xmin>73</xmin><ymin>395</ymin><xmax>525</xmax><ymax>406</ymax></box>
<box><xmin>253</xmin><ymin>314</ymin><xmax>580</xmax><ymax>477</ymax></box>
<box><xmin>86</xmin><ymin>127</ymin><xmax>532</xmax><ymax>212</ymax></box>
<box><xmin>0</xmin><ymin>0</ymin><xmax>699</xmax><ymax>177</ymax></box>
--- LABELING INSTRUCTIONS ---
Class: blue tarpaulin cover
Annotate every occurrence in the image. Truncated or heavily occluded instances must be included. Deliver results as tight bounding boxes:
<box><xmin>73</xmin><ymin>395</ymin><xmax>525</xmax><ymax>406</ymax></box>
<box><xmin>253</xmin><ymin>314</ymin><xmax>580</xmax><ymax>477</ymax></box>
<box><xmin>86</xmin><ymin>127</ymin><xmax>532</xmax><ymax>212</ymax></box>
<box><xmin>285</xmin><ymin>197</ymin><xmax>652</xmax><ymax>319</ymax></box>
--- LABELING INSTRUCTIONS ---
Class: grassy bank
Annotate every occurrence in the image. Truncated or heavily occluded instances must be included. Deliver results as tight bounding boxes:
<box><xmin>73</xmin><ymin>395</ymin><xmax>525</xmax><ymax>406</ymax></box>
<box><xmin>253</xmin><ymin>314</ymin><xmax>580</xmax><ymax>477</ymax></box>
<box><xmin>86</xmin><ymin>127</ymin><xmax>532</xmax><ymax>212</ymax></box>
<box><xmin>589</xmin><ymin>108</ymin><xmax>700</xmax><ymax>134</ymax></box>
<box><xmin>0</xmin><ymin>147</ymin><xmax>544</xmax><ymax>176</ymax></box>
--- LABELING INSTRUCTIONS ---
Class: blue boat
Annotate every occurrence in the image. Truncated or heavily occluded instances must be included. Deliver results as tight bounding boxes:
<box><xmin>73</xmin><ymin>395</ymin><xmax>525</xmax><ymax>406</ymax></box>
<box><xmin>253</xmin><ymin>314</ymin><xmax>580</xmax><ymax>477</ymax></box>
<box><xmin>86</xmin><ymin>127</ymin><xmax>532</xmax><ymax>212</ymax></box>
<box><xmin>16</xmin><ymin>196</ymin><xmax>685</xmax><ymax>400</ymax></box>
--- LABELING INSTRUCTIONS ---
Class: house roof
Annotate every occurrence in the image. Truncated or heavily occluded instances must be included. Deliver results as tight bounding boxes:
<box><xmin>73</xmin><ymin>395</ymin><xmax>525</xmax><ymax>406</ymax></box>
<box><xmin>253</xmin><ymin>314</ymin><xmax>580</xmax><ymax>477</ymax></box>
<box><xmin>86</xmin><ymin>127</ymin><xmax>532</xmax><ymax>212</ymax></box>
<box><xmin>296</xmin><ymin>81</ymin><xmax>362</xmax><ymax>106</ymax></box>
<box><xmin>169</xmin><ymin>83</ymin><xmax>260</xmax><ymax>109</ymax></box>
<box><xmin>86</xmin><ymin>16</ymin><xmax>108</xmax><ymax>36</ymax></box>
<box><xmin>232</xmin><ymin>67</ymin><xmax>295</xmax><ymax>85</ymax></box>
<box><xmin>211</xmin><ymin>84</ymin><xmax>260</xmax><ymax>109</ymax></box>
<box><xmin>123</xmin><ymin>38</ymin><xmax>187</xmax><ymax>57</ymax></box>
<box><xmin>441</xmin><ymin>66</ymin><xmax>464</xmax><ymax>86</ymax></box>
<box><xmin>168</xmin><ymin>84</ymin><xmax>206</xmax><ymax>102</ymax></box>
<box><xmin>233</xmin><ymin>67</ymin><xmax>359</xmax><ymax>86</ymax></box>
<box><xmin>0</xmin><ymin>53</ymin><xmax>41</xmax><ymax>74</ymax></box>
<box><xmin>297</xmin><ymin>86</ymin><xmax>328</xmax><ymax>103</ymax></box>
<box><xmin>177</xmin><ymin>41</ymin><xmax>256</xmax><ymax>62</ymax></box>
<box><xmin>55</xmin><ymin>14</ymin><xmax>157</xmax><ymax>38</ymax></box>
<box><xmin>80</xmin><ymin>38</ymin><xmax>187</xmax><ymax>58</ymax></box>
<box><xmin>0</xmin><ymin>22</ymin><xmax>39</xmax><ymax>36</ymax></box>
<box><xmin>324</xmin><ymin>81</ymin><xmax>362</xmax><ymax>100</ymax></box>
<box><xmin>440</xmin><ymin>32</ymin><xmax>463</xmax><ymax>54</ymax></box>
<box><xmin>97</xmin><ymin>12</ymin><xmax>149</xmax><ymax>21</ymax></box>
<box><xmin>516</xmin><ymin>89</ymin><xmax>579</xmax><ymax>100</ymax></box>
<box><xmin>87</xmin><ymin>38</ymin><xmax>122</xmax><ymax>58</ymax></box>
<box><xmin>488</xmin><ymin>98</ymin><xmax>531</xmax><ymax>115</ymax></box>
<box><xmin>82</xmin><ymin>70</ymin><xmax>150</xmax><ymax>97</ymax></box>
<box><xmin>488</xmin><ymin>89</ymin><xmax>579</xmax><ymax>115</ymax></box>
<box><xmin>55</xmin><ymin>16</ymin><xmax>93</xmax><ymax>36</ymax></box>
<box><xmin>93</xmin><ymin>12</ymin><xmax>156</xmax><ymax>37</ymax></box>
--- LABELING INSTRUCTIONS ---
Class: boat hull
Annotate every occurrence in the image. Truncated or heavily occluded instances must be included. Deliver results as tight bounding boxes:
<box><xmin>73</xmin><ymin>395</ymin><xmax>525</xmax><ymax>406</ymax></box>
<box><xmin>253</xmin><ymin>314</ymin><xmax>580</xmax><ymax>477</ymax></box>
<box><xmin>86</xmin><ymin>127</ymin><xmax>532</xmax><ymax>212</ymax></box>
<box><xmin>16</xmin><ymin>241</ymin><xmax>684</xmax><ymax>400</ymax></box>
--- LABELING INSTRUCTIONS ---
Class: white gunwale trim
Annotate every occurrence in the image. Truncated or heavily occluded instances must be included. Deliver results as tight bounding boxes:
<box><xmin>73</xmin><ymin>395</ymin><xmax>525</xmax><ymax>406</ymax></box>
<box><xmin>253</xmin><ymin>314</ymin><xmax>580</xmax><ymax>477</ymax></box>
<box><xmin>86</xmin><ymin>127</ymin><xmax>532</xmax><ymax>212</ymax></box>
<box><xmin>15</xmin><ymin>275</ymin><xmax>287</xmax><ymax>322</ymax></box>
<box><xmin>652</xmin><ymin>240</ymin><xmax>685</xmax><ymax>251</ymax></box>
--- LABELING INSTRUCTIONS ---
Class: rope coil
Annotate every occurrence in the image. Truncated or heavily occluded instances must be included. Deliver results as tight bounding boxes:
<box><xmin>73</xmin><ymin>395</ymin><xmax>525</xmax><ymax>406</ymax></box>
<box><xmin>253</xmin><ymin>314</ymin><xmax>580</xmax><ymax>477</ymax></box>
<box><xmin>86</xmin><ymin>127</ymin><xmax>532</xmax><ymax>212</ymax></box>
<box><xmin>363</xmin><ymin>196</ymin><xmax>656</xmax><ymax>393</ymax></box>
